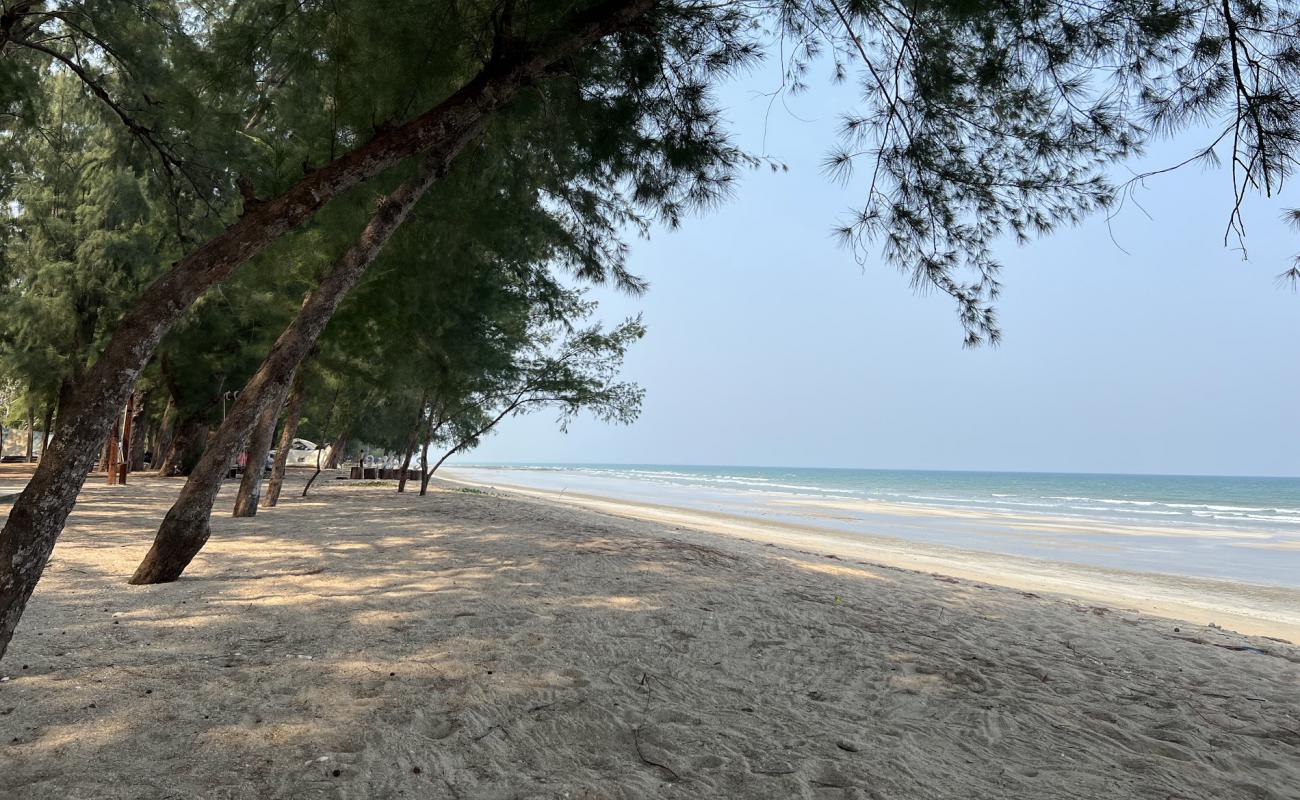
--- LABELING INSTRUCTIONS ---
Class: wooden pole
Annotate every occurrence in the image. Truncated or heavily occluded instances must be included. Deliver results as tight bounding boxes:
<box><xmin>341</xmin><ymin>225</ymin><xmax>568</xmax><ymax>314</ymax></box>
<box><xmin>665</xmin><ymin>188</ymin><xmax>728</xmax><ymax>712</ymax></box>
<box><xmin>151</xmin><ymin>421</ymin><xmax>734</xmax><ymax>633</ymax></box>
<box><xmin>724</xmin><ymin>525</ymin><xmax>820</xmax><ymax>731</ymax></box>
<box><xmin>119</xmin><ymin>394</ymin><xmax>135</xmax><ymax>486</ymax></box>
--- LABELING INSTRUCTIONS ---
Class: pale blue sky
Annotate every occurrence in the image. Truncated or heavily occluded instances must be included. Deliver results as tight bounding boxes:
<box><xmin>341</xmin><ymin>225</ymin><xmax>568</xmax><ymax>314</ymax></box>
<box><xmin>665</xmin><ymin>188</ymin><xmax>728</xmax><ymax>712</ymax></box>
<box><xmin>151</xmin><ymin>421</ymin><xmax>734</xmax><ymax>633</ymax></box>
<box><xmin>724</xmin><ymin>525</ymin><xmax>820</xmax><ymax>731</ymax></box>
<box><xmin>459</xmin><ymin>69</ymin><xmax>1300</xmax><ymax>477</ymax></box>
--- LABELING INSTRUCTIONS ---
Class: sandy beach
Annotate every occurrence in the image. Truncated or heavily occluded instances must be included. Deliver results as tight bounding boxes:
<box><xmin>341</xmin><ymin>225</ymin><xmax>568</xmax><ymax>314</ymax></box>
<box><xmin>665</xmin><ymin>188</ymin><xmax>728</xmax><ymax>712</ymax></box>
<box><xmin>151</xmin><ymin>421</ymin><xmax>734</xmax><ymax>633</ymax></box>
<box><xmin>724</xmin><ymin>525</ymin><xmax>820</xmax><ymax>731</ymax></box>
<box><xmin>438</xmin><ymin>468</ymin><xmax>1300</xmax><ymax>644</ymax></box>
<box><xmin>2</xmin><ymin>469</ymin><xmax>1299</xmax><ymax>799</ymax></box>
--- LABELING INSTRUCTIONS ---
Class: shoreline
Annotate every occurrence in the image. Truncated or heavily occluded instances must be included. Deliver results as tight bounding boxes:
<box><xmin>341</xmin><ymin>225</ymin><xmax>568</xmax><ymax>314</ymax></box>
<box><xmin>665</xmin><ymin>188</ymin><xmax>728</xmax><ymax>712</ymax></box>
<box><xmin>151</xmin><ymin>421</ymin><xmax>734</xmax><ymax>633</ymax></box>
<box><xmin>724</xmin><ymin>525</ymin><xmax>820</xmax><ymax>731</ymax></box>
<box><xmin>439</xmin><ymin>469</ymin><xmax>1300</xmax><ymax>642</ymax></box>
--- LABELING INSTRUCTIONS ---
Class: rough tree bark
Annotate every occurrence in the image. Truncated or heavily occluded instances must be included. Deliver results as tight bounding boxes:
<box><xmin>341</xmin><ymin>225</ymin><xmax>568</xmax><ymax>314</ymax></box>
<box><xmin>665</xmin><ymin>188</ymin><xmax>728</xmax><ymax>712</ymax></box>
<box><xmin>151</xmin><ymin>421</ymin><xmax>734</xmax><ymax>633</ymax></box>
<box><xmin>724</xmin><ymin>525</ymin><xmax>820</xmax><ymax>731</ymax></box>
<box><xmin>24</xmin><ymin>408</ymin><xmax>33</xmax><ymax>462</ymax></box>
<box><xmin>132</xmin><ymin>150</ymin><xmax>451</xmax><ymax>583</ymax></box>
<box><xmin>0</xmin><ymin>0</ymin><xmax>656</xmax><ymax>657</ymax></box>
<box><xmin>52</xmin><ymin>377</ymin><xmax>74</xmax><ymax>437</ymax></box>
<box><xmin>263</xmin><ymin>372</ymin><xmax>307</xmax><ymax>508</ymax></box>
<box><xmin>151</xmin><ymin>397</ymin><xmax>177</xmax><ymax>473</ymax></box>
<box><xmin>231</xmin><ymin>388</ymin><xmax>285</xmax><ymax>517</ymax></box>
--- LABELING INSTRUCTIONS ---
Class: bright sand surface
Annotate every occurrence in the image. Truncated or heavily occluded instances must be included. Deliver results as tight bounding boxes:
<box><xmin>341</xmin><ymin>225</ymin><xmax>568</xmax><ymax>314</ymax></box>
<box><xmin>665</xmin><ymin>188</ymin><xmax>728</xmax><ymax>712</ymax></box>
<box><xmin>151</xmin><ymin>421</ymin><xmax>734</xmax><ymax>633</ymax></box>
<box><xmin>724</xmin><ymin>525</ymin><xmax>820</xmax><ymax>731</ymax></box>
<box><xmin>441</xmin><ymin>469</ymin><xmax>1300</xmax><ymax>644</ymax></box>
<box><xmin>2</xmin><ymin>469</ymin><xmax>1298</xmax><ymax>799</ymax></box>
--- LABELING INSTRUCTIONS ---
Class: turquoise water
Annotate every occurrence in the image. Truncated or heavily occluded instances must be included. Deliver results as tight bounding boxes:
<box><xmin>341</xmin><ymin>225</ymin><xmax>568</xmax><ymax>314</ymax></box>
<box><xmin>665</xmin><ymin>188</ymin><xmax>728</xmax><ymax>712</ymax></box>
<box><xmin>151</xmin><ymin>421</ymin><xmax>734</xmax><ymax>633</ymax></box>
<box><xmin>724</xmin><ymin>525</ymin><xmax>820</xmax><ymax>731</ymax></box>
<box><xmin>446</xmin><ymin>464</ymin><xmax>1300</xmax><ymax>587</ymax></box>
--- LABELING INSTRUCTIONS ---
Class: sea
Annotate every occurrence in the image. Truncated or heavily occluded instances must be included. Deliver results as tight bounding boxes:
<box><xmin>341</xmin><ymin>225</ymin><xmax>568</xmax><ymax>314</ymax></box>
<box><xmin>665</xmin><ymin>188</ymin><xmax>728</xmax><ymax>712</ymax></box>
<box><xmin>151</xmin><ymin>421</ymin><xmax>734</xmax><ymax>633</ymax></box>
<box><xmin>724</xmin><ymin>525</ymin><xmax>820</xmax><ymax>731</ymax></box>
<box><xmin>442</xmin><ymin>463</ymin><xmax>1300</xmax><ymax>588</ymax></box>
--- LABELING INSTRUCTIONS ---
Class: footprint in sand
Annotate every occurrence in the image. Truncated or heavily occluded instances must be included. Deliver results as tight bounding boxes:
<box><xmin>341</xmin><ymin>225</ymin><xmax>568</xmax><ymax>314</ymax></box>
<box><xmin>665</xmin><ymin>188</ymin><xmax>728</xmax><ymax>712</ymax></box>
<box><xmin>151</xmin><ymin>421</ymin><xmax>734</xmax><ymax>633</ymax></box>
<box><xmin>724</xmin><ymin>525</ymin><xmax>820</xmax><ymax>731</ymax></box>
<box><xmin>691</xmin><ymin>754</ymin><xmax>725</xmax><ymax>770</ymax></box>
<box><xmin>411</xmin><ymin>708</ymin><xmax>455</xmax><ymax>740</ymax></box>
<box><xmin>425</xmin><ymin>714</ymin><xmax>454</xmax><ymax>740</ymax></box>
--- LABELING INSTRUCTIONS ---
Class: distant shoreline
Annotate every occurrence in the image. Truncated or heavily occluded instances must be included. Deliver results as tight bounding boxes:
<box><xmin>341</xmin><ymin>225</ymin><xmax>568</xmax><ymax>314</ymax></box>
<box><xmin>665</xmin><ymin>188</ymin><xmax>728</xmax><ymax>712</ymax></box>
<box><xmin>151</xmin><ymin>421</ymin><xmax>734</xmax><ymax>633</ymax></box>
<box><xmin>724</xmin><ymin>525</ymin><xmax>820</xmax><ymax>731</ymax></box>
<box><xmin>453</xmin><ymin>460</ymin><xmax>1300</xmax><ymax>481</ymax></box>
<box><xmin>440</xmin><ymin>468</ymin><xmax>1300</xmax><ymax>642</ymax></box>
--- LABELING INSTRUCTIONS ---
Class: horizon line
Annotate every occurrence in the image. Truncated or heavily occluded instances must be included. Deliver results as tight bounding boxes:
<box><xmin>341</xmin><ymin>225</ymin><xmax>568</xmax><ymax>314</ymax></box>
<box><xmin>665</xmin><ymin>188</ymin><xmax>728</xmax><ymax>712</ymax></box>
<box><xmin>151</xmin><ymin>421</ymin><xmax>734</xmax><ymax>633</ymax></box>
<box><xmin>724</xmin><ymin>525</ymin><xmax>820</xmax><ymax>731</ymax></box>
<box><xmin>449</xmin><ymin>460</ymin><xmax>1300</xmax><ymax>481</ymax></box>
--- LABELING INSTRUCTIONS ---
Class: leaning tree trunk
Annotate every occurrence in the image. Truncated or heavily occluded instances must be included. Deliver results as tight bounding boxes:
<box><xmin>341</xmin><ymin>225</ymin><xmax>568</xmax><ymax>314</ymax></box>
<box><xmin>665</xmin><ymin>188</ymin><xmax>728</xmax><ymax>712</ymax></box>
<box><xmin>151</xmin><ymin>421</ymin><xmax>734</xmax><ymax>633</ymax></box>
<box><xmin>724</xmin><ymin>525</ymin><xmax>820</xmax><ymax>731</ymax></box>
<box><xmin>133</xmin><ymin>151</ymin><xmax>451</xmax><ymax>584</ymax></box>
<box><xmin>52</xmin><ymin>377</ymin><xmax>74</xmax><ymax>437</ymax></box>
<box><xmin>0</xmin><ymin>0</ymin><xmax>657</xmax><ymax>659</ymax></box>
<box><xmin>303</xmin><ymin>394</ymin><xmax>340</xmax><ymax>498</ymax></box>
<box><xmin>263</xmin><ymin>372</ymin><xmax>307</xmax><ymax>508</ymax></box>
<box><xmin>418</xmin><ymin>434</ymin><xmax>432</xmax><ymax>496</ymax></box>
<box><xmin>127</xmin><ymin>390</ymin><xmax>151</xmax><ymax>472</ymax></box>
<box><xmin>232</xmin><ymin>390</ymin><xmax>285</xmax><ymax>517</ymax></box>
<box><xmin>427</xmin><ymin>397</ymin><xmax>524</xmax><ymax>482</ymax></box>
<box><xmin>396</xmin><ymin>448</ymin><xmax>415</xmax><ymax>493</ymax></box>
<box><xmin>151</xmin><ymin>397</ymin><xmax>177</xmax><ymax>473</ymax></box>
<box><xmin>303</xmin><ymin>446</ymin><xmax>325</xmax><ymax>497</ymax></box>
<box><xmin>427</xmin><ymin>444</ymin><xmax>461</xmax><ymax>479</ymax></box>
<box><xmin>324</xmin><ymin>433</ymin><xmax>347</xmax><ymax>470</ymax></box>
<box><xmin>157</xmin><ymin>419</ymin><xmax>207</xmax><ymax>477</ymax></box>
<box><xmin>396</xmin><ymin>397</ymin><xmax>427</xmax><ymax>494</ymax></box>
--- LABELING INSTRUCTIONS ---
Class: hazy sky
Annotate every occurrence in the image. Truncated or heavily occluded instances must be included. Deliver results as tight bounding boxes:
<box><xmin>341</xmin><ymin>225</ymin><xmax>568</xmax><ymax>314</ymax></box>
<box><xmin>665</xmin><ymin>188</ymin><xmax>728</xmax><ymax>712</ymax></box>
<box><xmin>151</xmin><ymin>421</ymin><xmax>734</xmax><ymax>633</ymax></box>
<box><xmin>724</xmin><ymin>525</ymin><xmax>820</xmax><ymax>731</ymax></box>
<box><xmin>457</xmin><ymin>67</ymin><xmax>1300</xmax><ymax>477</ymax></box>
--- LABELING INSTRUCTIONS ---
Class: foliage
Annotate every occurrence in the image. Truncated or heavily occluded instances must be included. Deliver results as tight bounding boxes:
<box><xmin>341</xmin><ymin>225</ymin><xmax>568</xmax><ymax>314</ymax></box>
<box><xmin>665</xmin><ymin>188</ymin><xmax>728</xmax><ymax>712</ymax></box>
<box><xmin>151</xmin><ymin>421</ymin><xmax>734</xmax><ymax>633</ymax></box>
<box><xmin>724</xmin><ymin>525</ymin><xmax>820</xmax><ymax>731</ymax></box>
<box><xmin>425</xmin><ymin>304</ymin><xmax>645</xmax><ymax>469</ymax></box>
<box><xmin>0</xmin><ymin>73</ymin><xmax>168</xmax><ymax>413</ymax></box>
<box><xmin>0</xmin><ymin>0</ymin><xmax>1294</xmax><ymax>429</ymax></box>
<box><xmin>780</xmin><ymin>0</ymin><xmax>1300</xmax><ymax>343</ymax></box>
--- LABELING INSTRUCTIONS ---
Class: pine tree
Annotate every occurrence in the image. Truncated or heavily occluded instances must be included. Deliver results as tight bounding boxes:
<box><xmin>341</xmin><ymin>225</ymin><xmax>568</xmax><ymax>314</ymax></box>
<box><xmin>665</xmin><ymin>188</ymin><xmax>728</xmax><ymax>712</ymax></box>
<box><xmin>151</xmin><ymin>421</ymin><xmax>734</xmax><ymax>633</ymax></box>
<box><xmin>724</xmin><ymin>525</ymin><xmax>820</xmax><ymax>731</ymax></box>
<box><xmin>132</xmin><ymin>9</ymin><xmax>750</xmax><ymax>581</ymax></box>
<box><xmin>0</xmin><ymin>0</ymin><xmax>676</xmax><ymax>655</ymax></box>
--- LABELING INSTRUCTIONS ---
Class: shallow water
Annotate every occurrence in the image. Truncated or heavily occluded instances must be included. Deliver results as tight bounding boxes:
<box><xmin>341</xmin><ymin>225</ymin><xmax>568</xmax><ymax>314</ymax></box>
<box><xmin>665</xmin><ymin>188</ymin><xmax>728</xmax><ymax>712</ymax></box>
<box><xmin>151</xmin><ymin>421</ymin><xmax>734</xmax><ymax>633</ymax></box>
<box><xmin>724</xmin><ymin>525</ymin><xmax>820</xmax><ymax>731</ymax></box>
<box><xmin>444</xmin><ymin>464</ymin><xmax>1300</xmax><ymax>588</ymax></box>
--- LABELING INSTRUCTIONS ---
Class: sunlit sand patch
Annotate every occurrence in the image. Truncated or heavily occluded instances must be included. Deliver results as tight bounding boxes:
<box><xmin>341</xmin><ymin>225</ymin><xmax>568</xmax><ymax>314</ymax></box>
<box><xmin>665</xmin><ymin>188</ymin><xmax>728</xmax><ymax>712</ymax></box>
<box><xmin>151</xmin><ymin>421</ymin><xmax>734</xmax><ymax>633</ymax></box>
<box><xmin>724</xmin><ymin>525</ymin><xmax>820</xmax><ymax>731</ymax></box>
<box><xmin>928</xmin><ymin>587</ymin><xmax>992</xmax><ymax>610</ymax></box>
<box><xmin>124</xmin><ymin>611</ymin><xmax>229</xmax><ymax>628</ymax></box>
<box><xmin>16</xmin><ymin>715</ymin><xmax>134</xmax><ymax>754</ymax></box>
<box><xmin>348</xmin><ymin>609</ymin><xmax>431</xmax><ymax>627</ymax></box>
<box><xmin>774</xmin><ymin>556</ymin><xmax>889</xmax><ymax>581</ymax></box>
<box><xmin>566</xmin><ymin>595</ymin><xmax>657</xmax><ymax>611</ymax></box>
<box><xmin>323</xmin><ymin>542</ymin><xmax>379</xmax><ymax>552</ymax></box>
